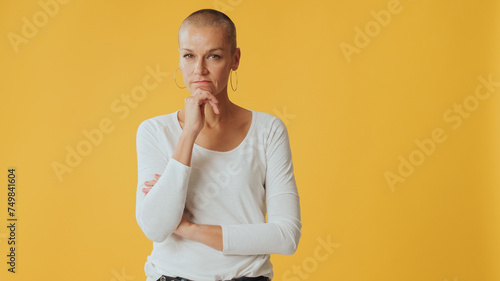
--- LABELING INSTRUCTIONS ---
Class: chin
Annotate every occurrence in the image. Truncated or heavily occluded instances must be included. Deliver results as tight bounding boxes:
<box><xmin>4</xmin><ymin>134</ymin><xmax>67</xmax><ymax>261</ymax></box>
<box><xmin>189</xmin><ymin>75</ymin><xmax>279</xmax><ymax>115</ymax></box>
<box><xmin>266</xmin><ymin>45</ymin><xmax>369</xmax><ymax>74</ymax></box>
<box><xmin>192</xmin><ymin>85</ymin><xmax>216</xmax><ymax>94</ymax></box>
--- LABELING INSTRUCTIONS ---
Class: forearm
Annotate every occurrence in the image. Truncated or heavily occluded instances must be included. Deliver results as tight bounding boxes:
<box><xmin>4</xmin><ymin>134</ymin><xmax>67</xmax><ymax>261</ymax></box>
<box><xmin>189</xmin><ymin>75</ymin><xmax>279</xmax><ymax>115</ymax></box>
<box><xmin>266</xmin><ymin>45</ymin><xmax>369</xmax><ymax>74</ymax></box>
<box><xmin>137</xmin><ymin>159</ymin><xmax>191</xmax><ymax>242</ymax></box>
<box><xmin>222</xmin><ymin>221</ymin><xmax>300</xmax><ymax>255</ymax></box>
<box><xmin>175</xmin><ymin>192</ymin><xmax>301</xmax><ymax>255</ymax></box>
<box><xmin>177</xmin><ymin>223</ymin><xmax>223</xmax><ymax>252</ymax></box>
<box><xmin>222</xmin><ymin>194</ymin><xmax>301</xmax><ymax>255</ymax></box>
<box><xmin>172</xmin><ymin>131</ymin><xmax>196</xmax><ymax>167</ymax></box>
<box><xmin>177</xmin><ymin>219</ymin><xmax>300</xmax><ymax>255</ymax></box>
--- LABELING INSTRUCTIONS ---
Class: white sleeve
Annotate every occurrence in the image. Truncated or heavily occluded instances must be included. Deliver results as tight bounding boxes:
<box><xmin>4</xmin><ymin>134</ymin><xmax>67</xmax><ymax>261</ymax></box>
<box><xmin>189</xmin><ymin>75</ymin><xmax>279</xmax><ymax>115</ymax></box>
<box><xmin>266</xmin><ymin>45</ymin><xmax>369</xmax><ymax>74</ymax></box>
<box><xmin>221</xmin><ymin>118</ymin><xmax>302</xmax><ymax>255</ymax></box>
<box><xmin>135</xmin><ymin>120</ymin><xmax>191</xmax><ymax>242</ymax></box>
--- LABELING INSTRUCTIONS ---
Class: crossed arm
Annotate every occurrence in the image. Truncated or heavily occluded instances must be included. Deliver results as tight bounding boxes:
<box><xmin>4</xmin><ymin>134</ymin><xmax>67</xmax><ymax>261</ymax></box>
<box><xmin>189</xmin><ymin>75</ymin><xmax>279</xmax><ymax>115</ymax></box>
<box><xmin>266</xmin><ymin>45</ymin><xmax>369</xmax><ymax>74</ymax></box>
<box><xmin>140</xmin><ymin>170</ymin><xmax>301</xmax><ymax>255</ymax></box>
<box><xmin>143</xmin><ymin>173</ymin><xmax>223</xmax><ymax>251</ymax></box>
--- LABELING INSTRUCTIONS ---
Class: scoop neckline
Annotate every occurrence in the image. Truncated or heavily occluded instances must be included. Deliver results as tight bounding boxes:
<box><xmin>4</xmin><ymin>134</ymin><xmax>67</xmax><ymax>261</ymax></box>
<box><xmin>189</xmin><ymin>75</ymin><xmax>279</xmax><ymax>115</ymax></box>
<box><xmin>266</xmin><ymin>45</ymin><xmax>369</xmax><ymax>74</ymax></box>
<box><xmin>173</xmin><ymin>109</ymin><xmax>255</xmax><ymax>154</ymax></box>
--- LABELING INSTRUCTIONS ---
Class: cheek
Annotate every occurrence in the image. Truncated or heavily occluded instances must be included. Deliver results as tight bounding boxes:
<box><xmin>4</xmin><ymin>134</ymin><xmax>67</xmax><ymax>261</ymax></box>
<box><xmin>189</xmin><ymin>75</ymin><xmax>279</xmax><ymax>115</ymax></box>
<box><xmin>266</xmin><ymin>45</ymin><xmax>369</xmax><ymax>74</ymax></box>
<box><xmin>212</xmin><ymin>68</ymin><xmax>229</xmax><ymax>83</ymax></box>
<box><xmin>179</xmin><ymin>65</ymin><xmax>191</xmax><ymax>79</ymax></box>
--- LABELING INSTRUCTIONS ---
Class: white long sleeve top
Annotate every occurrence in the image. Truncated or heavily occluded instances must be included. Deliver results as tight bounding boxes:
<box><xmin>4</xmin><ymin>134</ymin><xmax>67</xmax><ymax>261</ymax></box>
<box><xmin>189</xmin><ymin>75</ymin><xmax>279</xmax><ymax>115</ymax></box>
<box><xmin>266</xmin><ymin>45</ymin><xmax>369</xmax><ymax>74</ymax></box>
<box><xmin>135</xmin><ymin>110</ymin><xmax>301</xmax><ymax>281</ymax></box>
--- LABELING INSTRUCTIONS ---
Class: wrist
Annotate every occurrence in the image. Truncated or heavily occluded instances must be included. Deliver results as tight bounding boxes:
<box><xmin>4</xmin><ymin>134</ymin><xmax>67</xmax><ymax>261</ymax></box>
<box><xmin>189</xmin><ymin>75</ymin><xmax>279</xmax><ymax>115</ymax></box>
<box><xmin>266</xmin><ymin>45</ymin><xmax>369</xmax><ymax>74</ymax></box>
<box><xmin>175</xmin><ymin>219</ymin><xmax>195</xmax><ymax>239</ymax></box>
<box><xmin>179</xmin><ymin>130</ymin><xmax>198</xmax><ymax>143</ymax></box>
<box><xmin>182</xmin><ymin>221</ymin><xmax>197</xmax><ymax>240</ymax></box>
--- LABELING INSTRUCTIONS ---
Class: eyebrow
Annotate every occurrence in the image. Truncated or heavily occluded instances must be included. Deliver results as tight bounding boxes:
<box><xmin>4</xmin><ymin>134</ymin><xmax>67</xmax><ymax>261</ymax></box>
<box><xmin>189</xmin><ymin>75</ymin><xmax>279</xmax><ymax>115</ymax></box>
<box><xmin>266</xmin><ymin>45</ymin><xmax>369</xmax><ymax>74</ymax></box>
<box><xmin>180</xmin><ymin>48</ymin><xmax>224</xmax><ymax>52</ymax></box>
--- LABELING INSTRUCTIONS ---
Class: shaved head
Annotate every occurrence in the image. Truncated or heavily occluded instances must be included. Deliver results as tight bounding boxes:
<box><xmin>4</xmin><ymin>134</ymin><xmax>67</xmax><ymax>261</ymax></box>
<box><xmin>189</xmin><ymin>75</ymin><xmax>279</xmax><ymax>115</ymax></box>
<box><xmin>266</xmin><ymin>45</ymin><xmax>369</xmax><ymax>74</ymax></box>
<box><xmin>179</xmin><ymin>9</ymin><xmax>237</xmax><ymax>54</ymax></box>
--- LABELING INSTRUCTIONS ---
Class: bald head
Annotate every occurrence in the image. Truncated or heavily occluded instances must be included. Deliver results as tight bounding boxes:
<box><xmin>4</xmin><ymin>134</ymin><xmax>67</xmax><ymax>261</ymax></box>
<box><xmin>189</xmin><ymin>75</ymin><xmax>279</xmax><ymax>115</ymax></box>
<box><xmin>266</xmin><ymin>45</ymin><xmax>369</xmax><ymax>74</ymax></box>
<box><xmin>179</xmin><ymin>9</ymin><xmax>237</xmax><ymax>54</ymax></box>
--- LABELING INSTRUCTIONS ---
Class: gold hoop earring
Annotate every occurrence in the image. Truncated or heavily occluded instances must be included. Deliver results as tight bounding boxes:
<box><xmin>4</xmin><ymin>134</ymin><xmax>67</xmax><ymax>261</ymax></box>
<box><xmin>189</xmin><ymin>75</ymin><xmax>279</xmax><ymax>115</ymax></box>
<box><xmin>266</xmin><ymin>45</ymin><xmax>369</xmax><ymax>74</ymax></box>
<box><xmin>174</xmin><ymin>67</ymin><xmax>186</xmax><ymax>89</ymax></box>
<box><xmin>230</xmin><ymin>69</ymin><xmax>238</xmax><ymax>91</ymax></box>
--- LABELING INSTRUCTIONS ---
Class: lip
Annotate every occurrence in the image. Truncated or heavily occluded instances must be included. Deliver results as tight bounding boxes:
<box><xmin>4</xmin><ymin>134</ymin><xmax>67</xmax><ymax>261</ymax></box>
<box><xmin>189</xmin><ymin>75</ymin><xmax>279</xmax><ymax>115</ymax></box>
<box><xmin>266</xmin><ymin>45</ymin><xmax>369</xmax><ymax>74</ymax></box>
<box><xmin>193</xmin><ymin>80</ymin><xmax>211</xmax><ymax>84</ymax></box>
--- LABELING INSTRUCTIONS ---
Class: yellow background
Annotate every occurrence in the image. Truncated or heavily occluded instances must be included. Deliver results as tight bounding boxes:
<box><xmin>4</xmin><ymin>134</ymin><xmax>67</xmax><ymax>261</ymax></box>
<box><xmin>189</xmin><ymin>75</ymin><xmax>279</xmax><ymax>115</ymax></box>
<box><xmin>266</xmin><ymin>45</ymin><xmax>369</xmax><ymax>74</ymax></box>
<box><xmin>1</xmin><ymin>0</ymin><xmax>499</xmax><ymax>280</ymax></box>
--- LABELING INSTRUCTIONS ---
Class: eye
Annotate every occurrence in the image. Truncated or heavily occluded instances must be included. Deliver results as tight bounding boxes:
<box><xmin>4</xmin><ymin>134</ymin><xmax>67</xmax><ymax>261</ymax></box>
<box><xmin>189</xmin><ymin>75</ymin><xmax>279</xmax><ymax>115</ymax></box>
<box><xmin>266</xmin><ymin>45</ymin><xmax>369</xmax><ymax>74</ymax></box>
<box><xmin>183</xmin><ymin>54</ymin><xmax>193</xmax><ymax>58</ymax></box>
<box><xmin>209</xmin><ymin>54</ymin><xmax>221</xmax><ymax>59</ymax></box>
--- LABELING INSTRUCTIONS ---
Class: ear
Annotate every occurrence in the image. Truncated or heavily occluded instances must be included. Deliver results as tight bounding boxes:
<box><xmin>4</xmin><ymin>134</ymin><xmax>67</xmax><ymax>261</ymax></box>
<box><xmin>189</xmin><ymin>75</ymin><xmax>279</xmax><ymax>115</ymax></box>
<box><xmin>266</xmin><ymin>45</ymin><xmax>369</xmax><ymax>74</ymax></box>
<box><xmin>232</xmin><ymin>47</ymin><xmax>241</xmax><ymax>71</ymax></box>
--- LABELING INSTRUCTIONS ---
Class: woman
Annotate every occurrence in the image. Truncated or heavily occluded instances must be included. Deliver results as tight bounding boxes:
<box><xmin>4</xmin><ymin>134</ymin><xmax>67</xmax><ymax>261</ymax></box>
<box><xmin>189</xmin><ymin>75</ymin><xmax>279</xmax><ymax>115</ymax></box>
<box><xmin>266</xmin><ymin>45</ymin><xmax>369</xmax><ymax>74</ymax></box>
<box><xmin>135</xmin><ymin>9</ymin><xmax>301</xmax><ymax>281</ymax></box>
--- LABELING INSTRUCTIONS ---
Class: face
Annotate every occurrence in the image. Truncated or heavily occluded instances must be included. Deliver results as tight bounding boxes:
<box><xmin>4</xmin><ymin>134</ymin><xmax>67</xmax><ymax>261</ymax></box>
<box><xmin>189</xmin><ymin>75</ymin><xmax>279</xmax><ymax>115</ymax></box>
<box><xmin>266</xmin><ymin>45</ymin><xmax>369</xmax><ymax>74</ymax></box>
<box><xmin>178</xmin><ymin>24</ymin><xmax>239</xmax><ymax>96</ymax></box>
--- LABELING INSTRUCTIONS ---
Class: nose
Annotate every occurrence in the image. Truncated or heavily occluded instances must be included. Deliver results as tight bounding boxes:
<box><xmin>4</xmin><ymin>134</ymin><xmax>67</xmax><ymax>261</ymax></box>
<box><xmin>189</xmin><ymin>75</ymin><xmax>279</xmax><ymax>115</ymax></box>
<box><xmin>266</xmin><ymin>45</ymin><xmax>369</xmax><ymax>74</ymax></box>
<box><xmin>194</xmin><ymin>58</ymin><xmax>208</xmax><ymax>75</ymax></box>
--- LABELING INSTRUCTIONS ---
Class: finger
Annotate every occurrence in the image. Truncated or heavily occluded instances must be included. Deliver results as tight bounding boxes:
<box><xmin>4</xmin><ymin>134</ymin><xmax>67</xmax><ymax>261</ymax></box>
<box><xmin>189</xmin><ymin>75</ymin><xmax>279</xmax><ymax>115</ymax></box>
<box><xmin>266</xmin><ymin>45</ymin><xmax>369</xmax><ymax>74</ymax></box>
<box><xmin>193</xmin><ymin>89</ymin><xmax>218</xmax><ymax>104</ymax></box>
<box><xmin>188</xmin><ymin>93</ymin><xmax>219</xmax><ymax>116</ymax></box>
<box><xmin>209</xmin><ymin>100</ymin><xmax>220</xmax><ymax>114</ymax></box>
<box><xmin>154</xmin><ymin>174</ymin><xmax>161</xmax><ymax>179</ymax></box>
<box><xmin>144</xmin><ymin>180</ymin><xmax>157</xmax><ymax>187</ymax></box>
<box><xmin>193</xmin><ymin>93</ymin><xmax>219</xmax><ymax>114</ymax></box>
<box><xmin>200</xmin><ymin>98</ymin><xmax>219</xmax><ymax>114</ymax></box>
<box><xmin>142</xmin><ymin>187</ymin><xmax>152</xmax><ymax>194</ymax></box>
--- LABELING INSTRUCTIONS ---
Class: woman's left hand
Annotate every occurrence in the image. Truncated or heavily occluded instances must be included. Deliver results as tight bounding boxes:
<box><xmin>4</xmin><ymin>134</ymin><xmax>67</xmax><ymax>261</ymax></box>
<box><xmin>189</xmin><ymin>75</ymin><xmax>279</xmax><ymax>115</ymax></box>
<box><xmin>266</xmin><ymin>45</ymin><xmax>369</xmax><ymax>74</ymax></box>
<box><xmin>142</xmin><ymin>173</ymin><xmax>161</xmax><ymax>194</ymax></box>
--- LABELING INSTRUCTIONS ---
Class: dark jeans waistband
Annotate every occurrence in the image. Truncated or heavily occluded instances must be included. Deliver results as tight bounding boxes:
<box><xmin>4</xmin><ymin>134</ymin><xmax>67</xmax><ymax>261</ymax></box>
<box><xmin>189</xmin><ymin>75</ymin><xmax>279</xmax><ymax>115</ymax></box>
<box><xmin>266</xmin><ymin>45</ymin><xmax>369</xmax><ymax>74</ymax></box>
<box><xmin>157</xmin><ymin>275</ymin><xmax>270</xmax><ymax>281</ymax></box>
